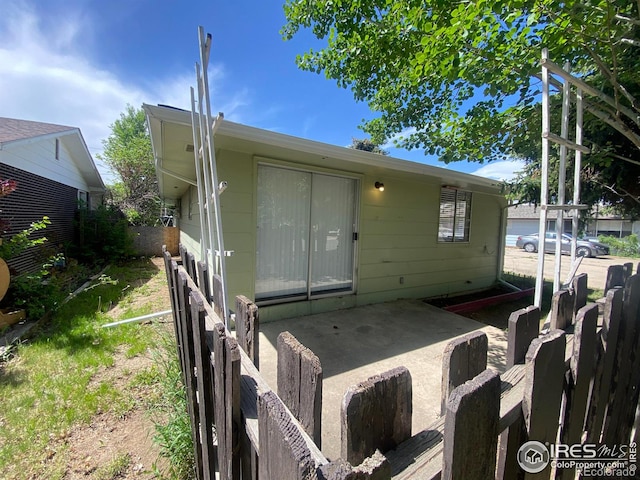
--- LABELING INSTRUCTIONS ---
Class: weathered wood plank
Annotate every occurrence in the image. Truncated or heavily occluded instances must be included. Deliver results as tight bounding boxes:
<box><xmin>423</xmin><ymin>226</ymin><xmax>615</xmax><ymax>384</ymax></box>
<box><xmin>180</xmin><ymin>269</ymin><xmax>326</xmax><ymax>467</ymax></box>
<box><xmin>506</xmin><ymin>305</ymin><xmax>540</xmax><ymax>369</ymax></box>
<box><xmin>186</xmin><ymin>251</ymin><xmax>198</xmax><ymax>285</ymax></box>
<box><xmin>605</xmin><ymin>274</ymin><xmax>640</xmax><ymax>445</ymax></box>
<box><xmin>623</xmin><ymin>262</ymin><xmax>634</xmax><ymax>283</ymax></box>
<box><xmin>558</xmin><ymin>304</ymin><xmax>598</xmax><ymax>480</ymax></box>
<box><xmin>550</xmin><ymin>289</ymin><xmax>573</xmax><ymax>330</ymax></box>
<box><xmin>523</xmin><ymin>329</ymin><xmax>566</xmax><ymax>479</ymax></box>
<box><xmin>498</xmin><ymin>305</ymin><xmax>540</xmax><ymax>480</ymax></box>
<box><xmin>342</xmin><ymin>367</ymin><xmax>412</xmax><ymax>467</ymax></box>
<box><xmin>603</xmin><ymin>274</ymin><xmax>640</xmax><ymax>445</ymax></box>
<box><xmin>387</xmin><ymin>365</ymin><xmax>527</xmax><ymax>480</ymax></box>
<box><xmin>442</xmin><ymin>369</ymin><xmax>500</xmax><ymax>480</ymax></box>
<box><xmin>585</xmin><ymin>288</ymin><xmax>623</xmax><ymax>443</ymax></box>
<box><xmin>176</xmin><ymin>269</ymin><xmax>205</xmax><ymax>480</ymax></box>
<box><xmin>213</xmin><ymin>273</ymin><xmax>224</xmax><ymax>319</ymax></box>
<box><xmin>235</xmin><ymin>295</ymin><xmax>259</xmax><ymax>368</ymax></box>
<box><xmin>605</xmin><ymin>264</ymin><xmax>625</xmax><ymax>292</ymax></box>
<box><xmin>440</xmin><ymin>331</ymin><xmax>488</xmax><ymax>415</ymax></box>
<box><xmin>258</xmin><ymin>390</ymin><xmax>318</xmax><ymax>480</ymax></box>
<box><xmin>197</xmin><ymin>260</ymin><xmax>212</xmax><ymax>304</ymax></box>
<box><xmin>213</xmin><ymin>322</ymin><xmax>241</xmax><ymax>480</ymax></box>
<box><xmin>277</xmin><ymin>331</ymin><xmax>323</xmax><ymax>447</ymax></box>
<box><xmin>572</xmin><ymin>273</ymin><xmax>588</xmax><ymax>321</ymax></box>
<box><xmin>190</xmin><ymin>292</ymin><xmax>217</xmax><ymax>479</ymax></box>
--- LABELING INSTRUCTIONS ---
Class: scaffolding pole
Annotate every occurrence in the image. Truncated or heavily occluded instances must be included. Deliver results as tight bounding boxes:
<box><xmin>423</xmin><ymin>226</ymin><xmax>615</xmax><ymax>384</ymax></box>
<box><xmin>190</xmin><ymin>27</ymin><xmax>231</xmax><ymax>325</ymax></box>
<box><xmin>534</xmin><ymin>48</ymin><xmax>589</xmax><ymax>307</ymax></box>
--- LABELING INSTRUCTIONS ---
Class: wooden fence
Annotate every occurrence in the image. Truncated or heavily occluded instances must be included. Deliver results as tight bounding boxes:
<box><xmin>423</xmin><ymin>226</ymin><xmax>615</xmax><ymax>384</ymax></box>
<box><xmin>165</xmin><ymin>244</ymin><xmax>640</xmax><ymax>480</ymax></box>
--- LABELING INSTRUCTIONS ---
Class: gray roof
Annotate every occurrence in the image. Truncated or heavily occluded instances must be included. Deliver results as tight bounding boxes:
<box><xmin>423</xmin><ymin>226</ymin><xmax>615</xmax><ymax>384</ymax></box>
<box><xmin>0</xmin><ymin>117</ymin><xmax>75</xmax><ymax>145</ymax></box>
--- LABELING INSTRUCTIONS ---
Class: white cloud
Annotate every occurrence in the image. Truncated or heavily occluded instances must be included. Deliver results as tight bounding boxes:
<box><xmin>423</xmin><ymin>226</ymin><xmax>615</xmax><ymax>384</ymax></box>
<box><xmin>381</xmin><ymin>127</ymin><xmax>418</xmax><ymax>150</ymax></box>
<box><xmin>472</xmin><ymin>160</ymin><xmax>525</xmax><ymax>181</ymax></box>
<box><xmin>0</xmin><ymin>0</ymin><xmax>251</xmax><ymax>184</ymax></box>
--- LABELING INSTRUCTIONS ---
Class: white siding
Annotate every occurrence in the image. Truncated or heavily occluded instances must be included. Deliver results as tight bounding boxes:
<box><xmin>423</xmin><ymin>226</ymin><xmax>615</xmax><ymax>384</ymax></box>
<box><xmin>0</xmin><ymin>136</ymin><xmax>91</xmax><ymax>191</ymax></box>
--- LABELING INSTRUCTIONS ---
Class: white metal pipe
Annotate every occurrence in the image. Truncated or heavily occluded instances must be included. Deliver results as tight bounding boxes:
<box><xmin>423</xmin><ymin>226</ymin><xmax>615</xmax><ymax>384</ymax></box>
<box><xmin>572</xmin><ymin>88</ymin><xmax>584</xmax><ymax>260</ymax></box>
<box><xmin>102</xmin><ymin>310</ymin><xmax>173</xmax><ymax>328</ymax></box>
<box><xmin>190</xmin><ymin>85</ymin><xmax>209</xmax><ymax>264</ymax></box>
<box><xmin>554</xmin><ymin>62</ymin><xmax>571</xmax><ymax>292</ymax></box>
<box><xmin>535</xmin><ymin>48</ymin><xmax>550</xmax><ymax>308</ymax></box>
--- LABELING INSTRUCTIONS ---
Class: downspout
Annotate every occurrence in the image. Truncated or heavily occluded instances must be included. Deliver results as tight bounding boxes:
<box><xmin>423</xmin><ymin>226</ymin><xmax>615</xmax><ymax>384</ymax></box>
<box><xmin>497</xmin><ymin>202</ymin><xmax>522</xmax><ymax>292</ymax></box>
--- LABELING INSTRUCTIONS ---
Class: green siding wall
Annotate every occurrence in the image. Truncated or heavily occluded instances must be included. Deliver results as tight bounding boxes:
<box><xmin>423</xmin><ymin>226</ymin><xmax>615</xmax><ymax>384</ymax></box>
<box><xmin>177</xmin><ymin>148</ymin><xmax>506</xmax><ymax>321</ymax></box>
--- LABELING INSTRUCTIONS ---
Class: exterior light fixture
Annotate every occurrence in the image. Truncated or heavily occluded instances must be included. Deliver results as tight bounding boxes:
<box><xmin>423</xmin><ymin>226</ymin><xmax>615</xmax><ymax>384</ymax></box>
<box><xmin>375</xmin><ymin>182</ymin><xmax>385</xmax><ymax>191</ymax></box>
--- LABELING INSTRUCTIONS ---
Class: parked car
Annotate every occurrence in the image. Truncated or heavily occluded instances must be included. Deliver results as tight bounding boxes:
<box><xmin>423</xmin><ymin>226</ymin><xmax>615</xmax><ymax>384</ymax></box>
<box><xmin>515</xmin><ymin>232</ymin><xmax>610</xmax><ymax>257</ymax></box>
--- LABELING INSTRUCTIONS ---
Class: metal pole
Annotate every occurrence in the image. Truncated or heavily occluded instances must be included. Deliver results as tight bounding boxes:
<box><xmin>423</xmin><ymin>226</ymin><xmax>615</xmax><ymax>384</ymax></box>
<box><xmin>572</xmin><ymin>88</ymin><xmax>583</xmax><ymax>260</ymax></box>
<box><xmin>190</xmin><ymin>86</ymin><xmax>209</xmax><ymax>263</ymax></box>
<box><xmin>535</xmin><ymin>48</ymin><xmax>550</xmax><ymax>308</ymax></box>
<box><xmin>198</xmin><ymin>26</ymin><xmax>230</xmax><ymax>324</ymax></box>
<box><xmin>102</xmin><ymin>310</ymin><xmax>173</xmax><ymax>328</ymax></box>
<box><xmin>554</xmin><ymin>62</ymin><xmax>571</xmax><ymax>292</ymax></box>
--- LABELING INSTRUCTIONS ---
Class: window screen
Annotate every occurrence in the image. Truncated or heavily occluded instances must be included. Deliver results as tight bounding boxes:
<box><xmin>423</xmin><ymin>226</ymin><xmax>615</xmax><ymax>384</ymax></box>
<box><xmin>438</xmin><ymin>187</ymin><xmax>471</xmax><ymax>242</ymax></box>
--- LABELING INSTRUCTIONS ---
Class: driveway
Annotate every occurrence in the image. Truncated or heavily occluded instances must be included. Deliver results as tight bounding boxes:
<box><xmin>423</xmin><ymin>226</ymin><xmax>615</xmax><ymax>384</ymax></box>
<box><xmin>503</xmin><ymin>247</ymin><xmax>638</xmax><ymax>292</ymax></box>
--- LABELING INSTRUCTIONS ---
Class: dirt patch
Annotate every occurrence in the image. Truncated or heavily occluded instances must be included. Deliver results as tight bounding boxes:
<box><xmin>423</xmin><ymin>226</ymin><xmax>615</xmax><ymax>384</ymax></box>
<box><xmin>61</xmin><ymin>409</ymin><xmax>167</xmax><ymax>479</ymax></box>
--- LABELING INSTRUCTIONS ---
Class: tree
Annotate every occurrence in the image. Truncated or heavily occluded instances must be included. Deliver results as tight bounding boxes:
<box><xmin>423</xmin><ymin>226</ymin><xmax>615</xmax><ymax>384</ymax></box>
<box><xmin>349</xmin><ymin>137</ymin><xmax>389</xmax><ymax>155</ymax></box>
<box><xmin>99</xmin><ymin>105</ymin><xmax>160</xmax><ymax>226</ymax></box>
<box><xmin>283</xmin><ymin>1</ymin><xmax>640</xmax><ymax>212</ymax></box>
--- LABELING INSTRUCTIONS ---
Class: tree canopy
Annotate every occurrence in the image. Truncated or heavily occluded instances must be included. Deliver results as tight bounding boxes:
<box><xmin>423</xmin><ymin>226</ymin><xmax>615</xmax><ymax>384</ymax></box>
<box><xmin>349</xmin><ymin>137</ymin><xmax>389</xmax><ymax>155</ymax></box>
<box><xmin>99</xmin><ymin>105</ymin><xmax>160</xmax><ymax>226</ymax></box>
<box><xmin>283</xmin><ymin>0</ymin><xmax>640</xmax><ymax>214</ymax></box>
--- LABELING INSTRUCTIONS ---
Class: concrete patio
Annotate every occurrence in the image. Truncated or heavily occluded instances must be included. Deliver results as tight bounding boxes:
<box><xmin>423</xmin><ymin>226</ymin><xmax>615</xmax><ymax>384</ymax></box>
<box><xmin>257</xmin><ymin>299</ymin><xmax>508</xmax><ymax>460</ymax></box>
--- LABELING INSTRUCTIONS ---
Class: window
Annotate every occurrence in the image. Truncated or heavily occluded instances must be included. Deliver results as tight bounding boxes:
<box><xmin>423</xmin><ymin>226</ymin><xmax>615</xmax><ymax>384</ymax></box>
<box><xmin>78</xmin><ymin>190</ymin><xmax>89</xmax><ymax>209</ymax></box>
<box><xmin>438</xmin><ymin>187</ymin><xmax>472</xmax><ymax>242</ymax></box>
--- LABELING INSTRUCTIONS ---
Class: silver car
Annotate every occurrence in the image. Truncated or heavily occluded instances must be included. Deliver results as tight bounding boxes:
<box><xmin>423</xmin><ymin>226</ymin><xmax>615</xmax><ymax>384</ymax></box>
<box><xmin>515</xmin><ymin>233</ymin><xmax>610</xmax><ymax>257</ymax></box>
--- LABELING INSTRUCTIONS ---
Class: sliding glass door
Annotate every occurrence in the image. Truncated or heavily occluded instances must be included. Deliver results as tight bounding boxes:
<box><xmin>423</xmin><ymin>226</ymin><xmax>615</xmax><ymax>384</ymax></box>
<box><xmin>256</xmin><ymin>164</ymin><xmax>357</xmax><ymax>302</ymax></box>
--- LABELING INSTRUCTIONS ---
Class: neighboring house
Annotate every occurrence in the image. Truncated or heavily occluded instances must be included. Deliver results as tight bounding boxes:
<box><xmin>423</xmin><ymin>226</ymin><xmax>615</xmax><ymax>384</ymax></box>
<box><xmin>506</xmin><ymin>203</ymin><xmax>640</xmax><ymax>246</ymax></box>
<box><xmin>144</xmin><ymin>104</ymin><xmax>507</xmax><ymax>321</ymax></box>
<box><xmin>0</xmin><ymin>117</ymin><xmax>105</xmax><ymax>273</ymax></box>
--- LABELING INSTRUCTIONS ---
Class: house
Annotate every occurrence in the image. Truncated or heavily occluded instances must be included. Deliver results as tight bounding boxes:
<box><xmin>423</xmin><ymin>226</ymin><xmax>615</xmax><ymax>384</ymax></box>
<box><xmin>506</xmin><ymin>203</ymin><xmax>640</xmax><ymax>246</ymax></box>
<box><xmin>144</xmin><ymin>104</ymin><xmax>507</xmax><ymax>321</ymax></box>
<box><xmin>0</xmin><ymin>117</ymin><xmax>105</xmax><ymax>273</ymax></box>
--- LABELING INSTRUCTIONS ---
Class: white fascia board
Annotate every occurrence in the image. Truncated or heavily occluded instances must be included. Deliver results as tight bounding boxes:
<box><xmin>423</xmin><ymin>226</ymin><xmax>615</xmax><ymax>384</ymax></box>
<box><xmin>142</xmin><ymin>103</ymin><xmax>502</xmax><ymax>193</ymax></box>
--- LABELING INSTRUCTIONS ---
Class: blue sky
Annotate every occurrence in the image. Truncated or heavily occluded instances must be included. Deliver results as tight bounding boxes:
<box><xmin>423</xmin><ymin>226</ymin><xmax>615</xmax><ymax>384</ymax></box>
<box><xmin>0</xmin><ymin>0</ymin><xmax>523</xmax><ymax>185</ymax></box>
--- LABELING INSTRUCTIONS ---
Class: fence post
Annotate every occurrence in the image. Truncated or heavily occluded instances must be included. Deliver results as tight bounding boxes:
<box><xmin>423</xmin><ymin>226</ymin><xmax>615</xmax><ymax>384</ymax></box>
<box><xmin>258</xmin><ymin>390</ymin><xmax>317</xmax><ymax>480</ymax></box>
<box><xmin>623</xmin><ymin>262</ymin><xmax>634</xmax><ymax>283</ymax></box>
<box><xmin>572</xmin><ymin>273</ymin><xmax>588</xmax><ymax>321</ymax></box>
<box><xmin>550</xmin><ymin>289</ymin><xmax>573</xmax><ymax>330</ymax></box>
<box><xmin>558</xmin><ymin>304</ymin><xmax>598</xmax><ymax>480</ymax></box>
<box><xmin>186</xmin><ymin>251</ymin><xmax>198</xmax><ymax>285</ymax></box>
<box><xmin>498</xmin><ymin>305</ymin><xmax>540</xmax><ymax>480</ymax></box>
<box><xmin>442</xmin><ymin>369</ymin><xmax>500</xmax><ymax>480</ymax></box>
<box><xmin>213</xmin><ymin>273</ymin><xmax>224</xmax><ymax>319</ymax></box>
<box><xmin>441</xmin><ymin>331</ymin><xmax>488</xmax><ymax>415</ymax></box>
<box><xmin>213</xmin><ymin>322</ymin><xmax>241</xmax><ymax>480</ymax></box>
<box><xmin>197</xmin><ymin>260</ymin><xmax>212</xmax><ymax>304</ymax></box>
<box><xmin>603</xmin><ymin>274</ymin><xmax>640</xmax><ymax>446</ymax></box>
<box><xmin>523</xmin><ymin>330</ymin><xmax>566</xmax><ymax>479</ymax></box>
<box><xmin>277</xmin><ymin>331</ymin><xmax>323</xmax><ymax>447</ymax></box>
<box><xmin>180</xmin><ymin>243</ymin><xmax>188</xmax><ymax>267</ymax></box>
<box><xmin>190</xmin><ymin>291</ymin><xmax>217</xmax><ymax>479</ymax></box>
<box><xmin>586</xmin><ymin>287</ymin><xmax>623</xmax><ymax>443</ymax></box>
<box><xmin>605</xmin><ymin>265</ymin><xmax>625</xmax><ymax>292</ymax></box>
<box><xmin>236</xmin><ymin>295</ymin><xmax>259</xmax><ymax>368</ymax></box>
<box><xmin>176</xmin><ymin>269</ymin><xmax>205</xmax><ymax>480</ymax></box>
<box><xmin>341</xmin><ymin>366</ymin><xmax>412</xmax><ymax>466</ymax></box>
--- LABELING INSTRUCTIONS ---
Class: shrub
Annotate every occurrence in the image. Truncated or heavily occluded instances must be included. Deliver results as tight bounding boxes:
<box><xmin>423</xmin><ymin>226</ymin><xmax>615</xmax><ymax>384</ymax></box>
<box><xmin>598</xmin><ymin>234</ymin><xmax>640</xmax><ymax>258</ymax></box>
<box><xmin>74</xmin><ymin>205</ymin><xmax>135</xmax><ymax>264</ymax></box>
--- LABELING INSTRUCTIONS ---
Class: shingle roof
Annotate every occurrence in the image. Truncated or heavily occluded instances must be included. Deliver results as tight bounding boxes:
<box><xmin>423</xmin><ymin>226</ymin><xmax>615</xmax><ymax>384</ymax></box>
<box><xmin>0</xmin><ymin>117</ymin><xmax>75</xmax><ymax>144</ymax></box>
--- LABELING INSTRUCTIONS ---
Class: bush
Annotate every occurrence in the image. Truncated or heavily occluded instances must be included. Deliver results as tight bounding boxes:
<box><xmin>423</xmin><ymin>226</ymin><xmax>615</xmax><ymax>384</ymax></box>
<box><xmin>74</xmin><ymin>205</ymin><xmax>135</xmax><ymax>264</ymax></box>
<box><xmin>598</xmin><ymin>234</ymin><xmax>640</xmax><ymax>257</ymax></box>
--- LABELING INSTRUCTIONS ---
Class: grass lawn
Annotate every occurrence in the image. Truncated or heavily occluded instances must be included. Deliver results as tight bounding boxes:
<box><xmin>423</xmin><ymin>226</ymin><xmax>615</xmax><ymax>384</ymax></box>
<box><xmin>0</xmin><ymin>257</ymin><xmax>182</xmax><ymax>480</ymax></box>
